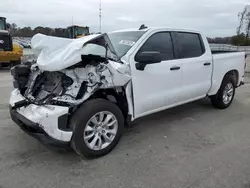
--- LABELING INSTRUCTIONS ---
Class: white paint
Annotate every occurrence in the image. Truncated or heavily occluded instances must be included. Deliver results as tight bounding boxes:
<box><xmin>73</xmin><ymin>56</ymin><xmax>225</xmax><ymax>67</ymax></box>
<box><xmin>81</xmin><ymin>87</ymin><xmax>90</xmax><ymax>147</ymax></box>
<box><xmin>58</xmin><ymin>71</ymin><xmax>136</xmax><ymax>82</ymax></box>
<box><xmin>208</xmin><ymin>52</ymin><xmax>245</xmax><ymax>95</ymax></box>
<box><xmin>125</xmin><ymin>81</ymin><xmax>134</xmax><ymax>119</ymax></box>
<box><xmin>10</xmin><ymin>27</ymin><xmax>246</xmax><ymax>143</ymax></box>
<box><xmin>122</xmin><ymin>28</ymin><xmax>246</xmax><ymax>119</ymax></box>
<box><xmin>31</xmin><ymin>33</ymin><xmax>101</xmax><ymax>71</ymax></box>
<box><xmin>9</xmin><ymin>89</ymin><xmax>25</xmax><ymax>107</ymax></box>
<box><xmin>10</xmin><ymin>90</ymin><xmax>72</xmax><ymax>142</ymax></box>
<box><xmin>179</xmin><ymin>33</ymin><xmax>213</xmax><ymax>101</ymax></box>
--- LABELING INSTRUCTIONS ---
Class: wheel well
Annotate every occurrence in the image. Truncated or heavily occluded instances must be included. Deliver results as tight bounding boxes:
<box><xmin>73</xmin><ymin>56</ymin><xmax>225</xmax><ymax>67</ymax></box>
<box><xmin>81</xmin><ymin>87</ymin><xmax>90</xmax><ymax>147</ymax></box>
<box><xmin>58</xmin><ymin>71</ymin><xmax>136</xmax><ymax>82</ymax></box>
<box><xmin>224</xmin><ymin>70</ymin><xmax>239</xmax><ymax>85</ymax></box>
<box><xmin>88</xmin><ymin>88</ymin><xmax>129</xmax><ymax>123</ymax></box>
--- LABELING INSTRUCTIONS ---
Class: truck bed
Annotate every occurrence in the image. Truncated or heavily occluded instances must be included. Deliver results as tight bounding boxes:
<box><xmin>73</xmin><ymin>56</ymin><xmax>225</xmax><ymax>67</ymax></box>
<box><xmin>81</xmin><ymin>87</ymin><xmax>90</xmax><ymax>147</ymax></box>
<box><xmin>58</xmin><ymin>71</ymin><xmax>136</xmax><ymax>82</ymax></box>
<box><xmin>208</xmin><ymin>51</ymin><xmax>245</xmax><ymax>95</ymax></box>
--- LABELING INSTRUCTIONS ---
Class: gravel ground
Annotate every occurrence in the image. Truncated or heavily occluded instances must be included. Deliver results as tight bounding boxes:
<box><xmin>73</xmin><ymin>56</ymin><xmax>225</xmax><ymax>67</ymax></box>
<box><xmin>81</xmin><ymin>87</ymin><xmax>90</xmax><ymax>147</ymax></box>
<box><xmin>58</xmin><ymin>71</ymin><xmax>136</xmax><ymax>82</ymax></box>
<box><xmin>0</xmin><ymin>58</ymin><xmax>250</xmax><ymax>188</ymax></box>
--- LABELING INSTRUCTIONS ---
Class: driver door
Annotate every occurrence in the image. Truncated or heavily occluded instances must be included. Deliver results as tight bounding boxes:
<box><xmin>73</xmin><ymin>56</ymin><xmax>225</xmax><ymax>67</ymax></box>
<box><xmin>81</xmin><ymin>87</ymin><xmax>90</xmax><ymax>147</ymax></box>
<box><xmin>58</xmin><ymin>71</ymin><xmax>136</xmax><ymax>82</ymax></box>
<box><xmin>129</xmin><ymin>31</ymin><xmax>182</xmax><ymax>118</ymax></box>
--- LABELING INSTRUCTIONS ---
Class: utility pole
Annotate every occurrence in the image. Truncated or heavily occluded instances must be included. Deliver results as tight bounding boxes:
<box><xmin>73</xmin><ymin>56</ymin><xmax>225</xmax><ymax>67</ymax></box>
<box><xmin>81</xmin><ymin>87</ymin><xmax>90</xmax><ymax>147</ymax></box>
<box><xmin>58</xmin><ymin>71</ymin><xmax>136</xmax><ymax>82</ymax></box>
<box><xmin>99</xmin><ymin>0</ymin><xmax>102</xmax><ymax>33</ymax></box>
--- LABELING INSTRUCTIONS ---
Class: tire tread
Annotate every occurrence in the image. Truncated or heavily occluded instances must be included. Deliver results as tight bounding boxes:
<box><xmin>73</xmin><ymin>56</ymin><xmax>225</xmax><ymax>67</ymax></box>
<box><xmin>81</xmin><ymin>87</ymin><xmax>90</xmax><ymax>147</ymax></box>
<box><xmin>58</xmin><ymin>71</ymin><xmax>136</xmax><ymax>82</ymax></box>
<box><xmin>69</xmin><ymin>99</ymin><xmax>124</xmax><ymax>158</ymax></box>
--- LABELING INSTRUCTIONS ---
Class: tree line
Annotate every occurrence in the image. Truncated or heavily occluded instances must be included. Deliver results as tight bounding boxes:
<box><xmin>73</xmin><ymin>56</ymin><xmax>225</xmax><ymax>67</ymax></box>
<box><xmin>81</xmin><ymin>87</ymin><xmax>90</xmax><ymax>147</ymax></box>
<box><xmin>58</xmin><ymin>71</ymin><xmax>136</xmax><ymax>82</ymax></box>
<box><xmin>7</xmin><ymin>23</ymin><xmax>69</xmax><ymax>38</ymax></box>
<box><xmin>233</xmin><ymin>4</ymin><xmax>250</xmax><ymax>45</ymax></box>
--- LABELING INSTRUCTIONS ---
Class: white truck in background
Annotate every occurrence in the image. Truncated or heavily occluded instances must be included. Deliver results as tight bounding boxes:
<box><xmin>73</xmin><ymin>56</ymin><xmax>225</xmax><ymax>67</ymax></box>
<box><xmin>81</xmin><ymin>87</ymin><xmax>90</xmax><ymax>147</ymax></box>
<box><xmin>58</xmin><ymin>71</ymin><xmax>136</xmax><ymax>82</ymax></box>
<box><xmin>9</xmin><ymin>27</ymin><xmax>246</xmax><ymax>158</ymax></box>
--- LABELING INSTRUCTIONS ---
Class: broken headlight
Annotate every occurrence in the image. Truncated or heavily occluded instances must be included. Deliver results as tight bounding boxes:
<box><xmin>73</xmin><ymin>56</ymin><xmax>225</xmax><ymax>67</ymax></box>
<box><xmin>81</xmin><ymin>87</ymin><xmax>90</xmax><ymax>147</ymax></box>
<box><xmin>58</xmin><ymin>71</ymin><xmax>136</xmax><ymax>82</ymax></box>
<box><xmin>11</xmin><ymin>65</ymin><xmax>31</xmax><ymax>92</ymax></box>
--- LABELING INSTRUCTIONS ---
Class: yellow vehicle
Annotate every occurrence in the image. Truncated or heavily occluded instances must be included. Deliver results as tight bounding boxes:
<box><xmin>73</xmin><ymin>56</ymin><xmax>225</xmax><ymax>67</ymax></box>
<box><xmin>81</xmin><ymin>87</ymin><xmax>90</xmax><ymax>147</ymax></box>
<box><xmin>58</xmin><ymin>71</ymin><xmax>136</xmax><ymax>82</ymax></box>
<box><xmin>67</xmin><ymin>25</ymin><xmax>90</xmax><ymax>39</ymax></box>
<box><xmin>0</xmin><ymin>17</ymin><xmax>23</xmax><ymax>67</ymax></box>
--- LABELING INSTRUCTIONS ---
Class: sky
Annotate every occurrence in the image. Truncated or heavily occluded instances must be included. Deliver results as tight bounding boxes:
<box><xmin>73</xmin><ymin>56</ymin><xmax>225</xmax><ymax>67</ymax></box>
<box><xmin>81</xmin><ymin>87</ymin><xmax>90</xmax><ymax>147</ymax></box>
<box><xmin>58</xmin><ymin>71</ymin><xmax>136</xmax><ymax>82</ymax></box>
<box><xmin>1</xmin><ymin>0</ymin><xmax>249</xmax><ymax>37</ymax></box>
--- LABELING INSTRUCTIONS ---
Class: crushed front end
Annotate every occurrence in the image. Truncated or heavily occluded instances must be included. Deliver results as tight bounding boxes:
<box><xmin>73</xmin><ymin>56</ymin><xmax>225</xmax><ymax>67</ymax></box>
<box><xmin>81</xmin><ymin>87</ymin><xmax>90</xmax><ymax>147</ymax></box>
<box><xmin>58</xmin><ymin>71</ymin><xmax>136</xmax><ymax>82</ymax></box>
<box><xmin>9</xmin><ymin>33</ymin><xmax>132</xmax><ymax>149</ymax></box>
<box><xmin>9</xmin><ymin>64</ymin><xmax>74</xmax><ymax>148</ymax></box>
<box><xmin>9</xmin><ymin>57</ymin><xmax>131</xmax><ymax>148</ymax></box>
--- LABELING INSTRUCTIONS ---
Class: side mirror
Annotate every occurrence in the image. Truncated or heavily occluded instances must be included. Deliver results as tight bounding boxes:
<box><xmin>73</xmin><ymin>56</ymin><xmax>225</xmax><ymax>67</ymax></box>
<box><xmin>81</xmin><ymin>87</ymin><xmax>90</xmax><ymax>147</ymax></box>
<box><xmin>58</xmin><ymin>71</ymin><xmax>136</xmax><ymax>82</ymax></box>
<box><xmin>135</xmin><ymin>51</ymin><xmax>161</xmax><ymax>71</ymax></box>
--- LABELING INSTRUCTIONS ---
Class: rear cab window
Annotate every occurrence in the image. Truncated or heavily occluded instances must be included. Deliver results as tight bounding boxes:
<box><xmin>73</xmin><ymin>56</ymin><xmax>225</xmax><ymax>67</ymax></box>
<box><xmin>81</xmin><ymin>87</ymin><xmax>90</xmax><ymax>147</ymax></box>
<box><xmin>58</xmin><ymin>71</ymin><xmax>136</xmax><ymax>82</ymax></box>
<box><xmin>176</xmin><ymin>32</ymin><xmax>205</xmax><ymax>58</ymax></box>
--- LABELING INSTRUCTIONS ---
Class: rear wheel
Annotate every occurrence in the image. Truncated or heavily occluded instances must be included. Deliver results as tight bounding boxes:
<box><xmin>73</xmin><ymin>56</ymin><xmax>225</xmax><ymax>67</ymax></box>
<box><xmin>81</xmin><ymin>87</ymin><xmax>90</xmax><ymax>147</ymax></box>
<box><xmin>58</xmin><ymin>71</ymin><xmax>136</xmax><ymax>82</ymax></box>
<box><xmin>210</xmin><ymin>75</ymin><xmax>236</xmax><ymax>109</ymax></box>
<box><xmin>70</xmin><ymin>99</ymin><xmax>124</xmax><ymax>158</ymax></box>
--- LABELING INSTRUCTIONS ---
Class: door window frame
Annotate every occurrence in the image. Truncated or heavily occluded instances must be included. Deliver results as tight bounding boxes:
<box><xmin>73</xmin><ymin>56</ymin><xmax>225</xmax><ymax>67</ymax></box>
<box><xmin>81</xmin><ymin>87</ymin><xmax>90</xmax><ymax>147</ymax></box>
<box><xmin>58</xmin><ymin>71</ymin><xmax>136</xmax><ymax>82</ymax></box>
<box><xmin>172</xmin><ymin>31</ymin><xmax>206</xmax><ymax>59</ymax></box>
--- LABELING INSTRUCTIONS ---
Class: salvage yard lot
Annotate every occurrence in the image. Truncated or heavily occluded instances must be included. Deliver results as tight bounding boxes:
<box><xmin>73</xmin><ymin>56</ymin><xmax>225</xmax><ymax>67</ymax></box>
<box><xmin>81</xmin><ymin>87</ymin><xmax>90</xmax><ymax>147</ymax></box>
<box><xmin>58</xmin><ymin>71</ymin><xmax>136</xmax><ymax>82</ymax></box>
<box><xmin>0</xmin><ymin>58</ymin><xmax>250</xmax><ymax>188</ymax></box>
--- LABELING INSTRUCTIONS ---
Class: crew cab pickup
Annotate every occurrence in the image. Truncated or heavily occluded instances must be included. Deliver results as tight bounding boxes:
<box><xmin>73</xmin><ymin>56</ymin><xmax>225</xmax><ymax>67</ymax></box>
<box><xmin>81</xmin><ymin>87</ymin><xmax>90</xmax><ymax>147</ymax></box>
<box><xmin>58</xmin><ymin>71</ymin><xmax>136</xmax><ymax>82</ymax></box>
<box><xmin>9</xmin><ymin>28</ymin><xmax>246</xmax><ymax>158</ymax></box>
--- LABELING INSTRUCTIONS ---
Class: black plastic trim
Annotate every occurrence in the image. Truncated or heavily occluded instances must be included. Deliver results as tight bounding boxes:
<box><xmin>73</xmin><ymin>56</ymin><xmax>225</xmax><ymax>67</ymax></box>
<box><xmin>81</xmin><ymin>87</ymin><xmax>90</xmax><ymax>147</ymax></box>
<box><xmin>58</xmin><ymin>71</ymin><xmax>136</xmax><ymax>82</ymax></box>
<box><xmin>58</xmin><ymin>114</ymin><xmax>71</xmax><ymax>131</ymax></box>
<box><xmin>170</xmin><ymin>31</ymin><xmax>180</xmax><ymax>59</ymax></box>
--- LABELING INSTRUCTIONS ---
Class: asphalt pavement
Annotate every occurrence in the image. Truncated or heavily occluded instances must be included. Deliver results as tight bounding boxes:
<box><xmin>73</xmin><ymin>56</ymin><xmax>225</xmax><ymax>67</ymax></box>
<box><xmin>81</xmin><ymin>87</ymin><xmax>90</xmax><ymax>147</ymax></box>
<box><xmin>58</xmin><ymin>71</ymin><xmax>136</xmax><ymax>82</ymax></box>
<box><xmin>0</xmin><ymin>59</ymin><xmax>250</xmax><ymax>188</ymax></box>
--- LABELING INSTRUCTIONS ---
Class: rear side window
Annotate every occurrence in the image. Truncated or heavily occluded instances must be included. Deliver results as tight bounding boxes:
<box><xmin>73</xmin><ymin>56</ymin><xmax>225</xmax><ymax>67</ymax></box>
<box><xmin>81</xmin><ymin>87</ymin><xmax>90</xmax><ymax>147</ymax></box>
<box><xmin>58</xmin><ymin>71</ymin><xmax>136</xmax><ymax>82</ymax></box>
<box><xmin>137</xmin><ymin>32</ymin><xmax>174</xmax><ymax>61</ymax></box>
<box><xmin>176</xmin><ymin>32</ymin><xmax>204</xmax><ymax>58</ymax></box>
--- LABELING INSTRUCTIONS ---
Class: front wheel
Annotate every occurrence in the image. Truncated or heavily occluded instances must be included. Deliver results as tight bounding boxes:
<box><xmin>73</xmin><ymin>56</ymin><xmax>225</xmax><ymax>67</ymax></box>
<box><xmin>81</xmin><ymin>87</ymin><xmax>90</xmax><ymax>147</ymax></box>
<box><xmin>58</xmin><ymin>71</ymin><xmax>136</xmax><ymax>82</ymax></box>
<box><xmin>70</xmin><ymin>99</ymin><xmax>124</xmax><ymax>158</ymax></box>
<box><xmin>210</xmin><ymin>75</ymin><xmax>236</xmax><ymax>109</ymax></box>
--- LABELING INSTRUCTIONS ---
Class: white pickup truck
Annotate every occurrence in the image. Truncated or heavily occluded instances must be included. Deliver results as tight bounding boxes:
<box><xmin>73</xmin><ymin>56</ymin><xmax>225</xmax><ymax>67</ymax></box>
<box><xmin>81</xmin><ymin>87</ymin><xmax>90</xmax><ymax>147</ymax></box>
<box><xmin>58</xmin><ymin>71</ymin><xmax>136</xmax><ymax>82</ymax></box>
<box><xmin>9</xmin><ymin>27</ymin><xmax>246</xmax><ymax>158</ymax></box>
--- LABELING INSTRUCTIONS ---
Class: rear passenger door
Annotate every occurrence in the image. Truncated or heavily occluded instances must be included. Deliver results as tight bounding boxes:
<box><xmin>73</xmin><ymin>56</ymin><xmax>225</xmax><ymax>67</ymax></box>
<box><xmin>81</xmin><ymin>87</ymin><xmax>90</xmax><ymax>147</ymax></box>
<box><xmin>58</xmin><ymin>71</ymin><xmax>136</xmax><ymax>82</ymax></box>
<box><xmin>174</xmin><ymin>32</ymin><xmax>213</xmax><ymax>101</ymax></box>
<box><xmin>130</xmin><ymin>32</ymin><xmax>182</xmax><ymax>118</ymax></box>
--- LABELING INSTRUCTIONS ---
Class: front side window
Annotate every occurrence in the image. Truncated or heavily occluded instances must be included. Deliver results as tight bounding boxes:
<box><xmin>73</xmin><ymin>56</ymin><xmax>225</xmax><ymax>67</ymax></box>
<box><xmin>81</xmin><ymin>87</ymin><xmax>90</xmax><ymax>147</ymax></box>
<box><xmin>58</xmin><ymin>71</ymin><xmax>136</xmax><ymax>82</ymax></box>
<box><xmin>137</xmin><ymin>32</ymin><xmax>174</xmax><ymax>61</ymax></box>
<box><xmin>176</xmin><ymin>32</ymin><xmax>204</xmax><ymax>58</ymax></box>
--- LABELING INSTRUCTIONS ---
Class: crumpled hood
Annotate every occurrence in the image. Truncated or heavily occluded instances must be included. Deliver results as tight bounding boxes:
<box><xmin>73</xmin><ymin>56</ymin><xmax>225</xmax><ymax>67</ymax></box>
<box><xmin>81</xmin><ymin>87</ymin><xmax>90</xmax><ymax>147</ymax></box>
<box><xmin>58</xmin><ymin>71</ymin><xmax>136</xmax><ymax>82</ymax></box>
<box><xmin>31</xmin><ymin>33</ymin><xmax>105</xmax><ymax>71</ymax></box>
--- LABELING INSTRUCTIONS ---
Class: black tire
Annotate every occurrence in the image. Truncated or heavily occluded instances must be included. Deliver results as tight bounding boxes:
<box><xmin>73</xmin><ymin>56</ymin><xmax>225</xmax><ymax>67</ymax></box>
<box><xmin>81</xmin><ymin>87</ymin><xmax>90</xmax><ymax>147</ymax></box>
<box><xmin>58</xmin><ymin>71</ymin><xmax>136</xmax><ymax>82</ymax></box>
<box><xmin>210</xmin><ymin>75</ymin><xmax>236</xmax><ymax>109</ymax></box>
<box><xmin>70</xmin><ymin>99</ymin><xmax>124</xmax><ymax>158</ymax></box>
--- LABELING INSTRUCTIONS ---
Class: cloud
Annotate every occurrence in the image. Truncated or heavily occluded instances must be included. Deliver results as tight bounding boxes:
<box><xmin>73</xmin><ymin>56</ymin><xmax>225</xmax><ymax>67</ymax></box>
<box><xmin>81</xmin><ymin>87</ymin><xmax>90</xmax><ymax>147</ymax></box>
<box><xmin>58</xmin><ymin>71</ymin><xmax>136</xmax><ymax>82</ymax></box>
<box><xmin>116</xmin><ymin>16</ymin><xmax>138</xmax><ymax>22</ymax></box>
<box><xmin>1</xmin><ymin>0</ymin><xmax>249</xmax><ymax>37</ymax></box>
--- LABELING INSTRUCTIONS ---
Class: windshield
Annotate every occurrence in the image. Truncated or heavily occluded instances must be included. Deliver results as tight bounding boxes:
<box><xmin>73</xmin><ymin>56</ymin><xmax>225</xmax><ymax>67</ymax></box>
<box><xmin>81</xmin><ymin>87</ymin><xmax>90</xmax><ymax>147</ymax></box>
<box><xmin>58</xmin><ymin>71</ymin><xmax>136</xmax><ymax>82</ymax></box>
<box><xmin>0</xmin><ymin>20</ymin><xmax>5</xmax><ymax>30</ymax></box>
<box><xmin>108</xmin><ymin>31</ymin><xmax>146</xmax><ymax>57</ymax></box>
<box><xmin>82</xmin><ymin>43</ymin><xmax>117</xmax><ymax>60</ymax></box>
<box><xmin>81</xmin><ymin>31</ymin><xmax>146</xmax><ymax>61</ymax></box>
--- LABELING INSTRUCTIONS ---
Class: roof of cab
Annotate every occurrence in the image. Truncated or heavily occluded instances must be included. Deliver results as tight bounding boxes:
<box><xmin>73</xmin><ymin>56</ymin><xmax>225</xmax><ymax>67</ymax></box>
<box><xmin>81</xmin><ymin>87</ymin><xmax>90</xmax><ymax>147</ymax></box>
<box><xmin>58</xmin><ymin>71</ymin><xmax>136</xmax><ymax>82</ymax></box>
<box><xmin>110</xmin><ymin>27</ymin><xmax>201</xmax><ymax>34</ymax></box>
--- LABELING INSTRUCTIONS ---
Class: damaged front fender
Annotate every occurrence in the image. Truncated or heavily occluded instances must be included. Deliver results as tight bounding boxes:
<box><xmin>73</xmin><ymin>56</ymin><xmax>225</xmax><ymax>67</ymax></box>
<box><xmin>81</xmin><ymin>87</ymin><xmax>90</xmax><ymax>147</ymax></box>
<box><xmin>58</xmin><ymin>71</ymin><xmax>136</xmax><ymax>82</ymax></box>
<box><xmin>53</xmin><ymin>59</ymin><xmax>131</xmax><ymax>105</ymax></box>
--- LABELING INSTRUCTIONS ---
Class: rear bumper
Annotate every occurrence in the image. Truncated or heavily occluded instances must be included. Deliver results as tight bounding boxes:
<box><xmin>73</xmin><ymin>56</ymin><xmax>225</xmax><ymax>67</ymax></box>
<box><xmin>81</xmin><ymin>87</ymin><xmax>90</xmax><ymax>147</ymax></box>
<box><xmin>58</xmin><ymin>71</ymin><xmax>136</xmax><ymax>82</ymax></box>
<box><xmin>10</xmin><ymin>106</ymin><xmax>69</xmax><ymax>150</ymax></box>
<box><xmin>237</xmin><ymin>75</ymin><xmax>245</xmax><ymax>88</ymax></box>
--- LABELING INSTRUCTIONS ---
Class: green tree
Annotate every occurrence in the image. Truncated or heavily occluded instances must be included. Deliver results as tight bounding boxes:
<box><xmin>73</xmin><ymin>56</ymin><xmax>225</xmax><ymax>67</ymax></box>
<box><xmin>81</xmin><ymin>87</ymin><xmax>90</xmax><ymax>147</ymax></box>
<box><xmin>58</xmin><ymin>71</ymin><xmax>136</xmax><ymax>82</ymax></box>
<box><xmin>237</xmin><ymin>5</ymin><xmax>250</xmax><ymax>45</ymax></box>
<box><xmin>231</xmin><ymin>33</ymin><xmax>249</xmax><ymax>45</ymax></box>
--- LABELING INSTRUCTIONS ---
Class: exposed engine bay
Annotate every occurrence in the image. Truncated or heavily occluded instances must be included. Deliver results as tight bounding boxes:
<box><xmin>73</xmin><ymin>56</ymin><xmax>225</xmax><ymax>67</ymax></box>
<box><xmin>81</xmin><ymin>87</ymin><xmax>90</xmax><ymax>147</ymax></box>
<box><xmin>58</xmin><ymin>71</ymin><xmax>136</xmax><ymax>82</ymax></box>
<box><xmin>11</xmin><ymin>54</ymin><xmax>131</xmax><ymax>107</ymax></box>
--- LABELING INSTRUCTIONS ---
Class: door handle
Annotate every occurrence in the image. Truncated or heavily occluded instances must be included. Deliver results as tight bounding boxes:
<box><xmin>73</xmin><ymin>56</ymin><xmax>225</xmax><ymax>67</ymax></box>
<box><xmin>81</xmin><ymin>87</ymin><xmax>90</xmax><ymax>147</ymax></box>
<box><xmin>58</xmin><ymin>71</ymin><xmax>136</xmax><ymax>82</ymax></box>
<box><xmin>204</xmin><ymin>62</ymin><xmax>211</xmax><ymax>66</ymax></box>
<box><xmin>170</xmin><ymin>66</ymin><xmax>180</xmax><ymax>71</ymax></box>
